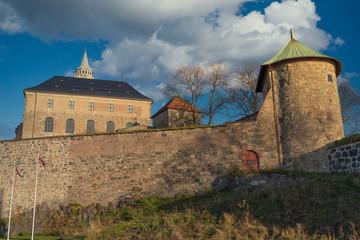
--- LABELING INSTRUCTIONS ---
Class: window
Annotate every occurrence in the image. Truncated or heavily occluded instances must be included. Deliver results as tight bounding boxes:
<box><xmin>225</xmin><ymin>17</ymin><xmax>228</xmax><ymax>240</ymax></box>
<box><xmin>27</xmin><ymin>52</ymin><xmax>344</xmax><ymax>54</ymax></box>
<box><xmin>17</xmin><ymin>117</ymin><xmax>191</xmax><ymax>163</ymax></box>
<box><xmin>278</xmin><ymin>117</ymin><xmax>284</xmax><ymax>124</ymax></box>
<box><xmin>247</xmin><ymin>160</ymin><xmax>253</xmax><ymax>165</ymax></box>
<box><xmin>87</xmin><ymin>120</ymin><xmax>95</xmax><ymax>133</ymax></box>
<box><xmin>44</xmin><ymin>117</ymin><xmax>53</xmax><ymax>132</ymax></box>
<box><xmin>126</xmin><ymin>122</ymin><xmax>133</xmax><ymax>128</ymax></box>
<box><xmin>47</xmin><ymin>99</ymin><xmax>54</xmax><ymax>108</ymax></box>
<box><xmin>328</xmin><ymin>74</ymin><xmax>333</xmax><ymax>82</ymax></box>
<box><xmin>107</xmin><ymin>121</ymin><xmax>115</xmax><ymax>132</ymax></box>
<box><xmin>108</xmin><ymin>104</ymin><xmax>114</xmax><ymax>112</ymax></box>
<box><xmin>279</xmin><ymin>79</ymin><xmax>284</xmax><ymax>87</ymax></box>
<box><xmin>127</xmin><ymin>105</ymin><xmax>133</xmax><ymax>114</ymax></box>
<box><xmin>327</xmin><ymin>113</ymin><xmax>332</xmax><ymax>120</ymax></box>
<box><xmin>89</xmin><ymin>102</ymin><xmax>94</xmax><ymax>111</ymax></box>
<box><xmin>68</xmin><ymin>101</ymin><xmax>74</xmax><ymax>109</ymax></box>
<box><xmin>66</xmin><ymin>119</ymin><xmax>75</xmax><ymax>133</ymax></box>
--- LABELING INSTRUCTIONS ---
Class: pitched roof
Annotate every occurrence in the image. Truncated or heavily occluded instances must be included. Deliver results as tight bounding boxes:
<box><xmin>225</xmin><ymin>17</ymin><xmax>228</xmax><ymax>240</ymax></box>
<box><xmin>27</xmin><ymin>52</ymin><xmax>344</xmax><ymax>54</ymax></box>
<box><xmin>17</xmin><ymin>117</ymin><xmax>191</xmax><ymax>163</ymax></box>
<box><xmin>23</xmin><ymin>76</ymin><xmax>153</xmax><ymax>101</ymax></box>
<box><xmin>256</xmin><ymin>30</ymin><xmax>342</xmax><ymax>92</ymax></box>
<box><xmin>151</xmin><ymin>97</ymin><xmax>203</xmax><ymax>119</ymax></box>
<box><xmin>234</xmin><ymin>111</ymin><xmax>258</xmax><ymax>122</ymax></box>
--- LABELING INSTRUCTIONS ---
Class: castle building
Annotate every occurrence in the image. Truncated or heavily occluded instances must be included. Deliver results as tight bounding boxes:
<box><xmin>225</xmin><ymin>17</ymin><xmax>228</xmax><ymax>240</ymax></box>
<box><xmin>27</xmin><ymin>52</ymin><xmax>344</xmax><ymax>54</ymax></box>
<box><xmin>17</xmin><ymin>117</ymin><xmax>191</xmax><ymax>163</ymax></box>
<box><xmin>255</xmin><ymin>29</ymin><xmax>343</xmax><ymax>168</ymax></box>
<box><xmin>20</xmin><ymin>48</ymin><xmax>153</xmax><ymax>139</ymax></box>
<box><xmin>151</xmin><ymin>97</ymin><xmax>203</xmax><ymax>128</ymax></box>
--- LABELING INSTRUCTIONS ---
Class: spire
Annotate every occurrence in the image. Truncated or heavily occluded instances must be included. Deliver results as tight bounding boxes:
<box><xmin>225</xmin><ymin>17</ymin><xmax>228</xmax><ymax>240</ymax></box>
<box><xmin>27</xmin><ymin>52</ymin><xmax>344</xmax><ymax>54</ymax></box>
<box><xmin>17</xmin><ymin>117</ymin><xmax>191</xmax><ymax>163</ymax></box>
<box><xmin>74</xmin><ymin>42</ymin><xmax>94</xmax><ymax>79</ymax></box>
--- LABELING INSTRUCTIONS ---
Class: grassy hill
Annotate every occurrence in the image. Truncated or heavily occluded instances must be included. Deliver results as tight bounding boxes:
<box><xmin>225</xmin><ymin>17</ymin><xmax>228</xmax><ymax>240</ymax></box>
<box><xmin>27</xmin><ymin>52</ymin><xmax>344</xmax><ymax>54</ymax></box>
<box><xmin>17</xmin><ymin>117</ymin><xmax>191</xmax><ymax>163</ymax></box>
<box><xmin>2</xmin><ymin>170</ymin><xmax>360</xmax><ymax>239</ymax></box>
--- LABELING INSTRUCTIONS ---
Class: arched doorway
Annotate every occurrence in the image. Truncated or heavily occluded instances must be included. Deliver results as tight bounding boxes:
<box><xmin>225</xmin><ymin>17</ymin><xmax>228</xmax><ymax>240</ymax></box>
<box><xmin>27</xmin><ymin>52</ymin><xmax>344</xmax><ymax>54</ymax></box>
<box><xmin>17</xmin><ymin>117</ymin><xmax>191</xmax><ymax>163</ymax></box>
<box><xmin>240</xmin><ymin>150</ymin><xmax>259</xmax><ymax>170</ymax></box>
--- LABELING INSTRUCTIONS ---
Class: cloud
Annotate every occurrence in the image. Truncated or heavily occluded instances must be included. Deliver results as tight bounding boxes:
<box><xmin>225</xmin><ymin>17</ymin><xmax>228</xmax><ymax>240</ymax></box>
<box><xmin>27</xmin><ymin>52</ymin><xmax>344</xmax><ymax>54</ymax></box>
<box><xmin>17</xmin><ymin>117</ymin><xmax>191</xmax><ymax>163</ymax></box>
<box><xmin>0</xmin><ymin>2</ymin><xmax>25</xmax><ymax>34</ymax></box>
<box><xmin>1</xmin><ymin>0</ymin><xmax>345</xmax><ymax>87</ymax></box>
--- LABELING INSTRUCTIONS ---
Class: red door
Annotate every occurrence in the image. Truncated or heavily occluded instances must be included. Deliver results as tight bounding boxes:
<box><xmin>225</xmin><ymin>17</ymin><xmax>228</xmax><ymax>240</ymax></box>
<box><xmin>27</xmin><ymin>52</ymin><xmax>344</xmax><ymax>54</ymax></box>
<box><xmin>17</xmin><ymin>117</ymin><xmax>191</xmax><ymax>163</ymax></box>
<box><xmin>241</xmin><ymin>150</ymin><xmax>259</xmax><ymax>170</ymax></box>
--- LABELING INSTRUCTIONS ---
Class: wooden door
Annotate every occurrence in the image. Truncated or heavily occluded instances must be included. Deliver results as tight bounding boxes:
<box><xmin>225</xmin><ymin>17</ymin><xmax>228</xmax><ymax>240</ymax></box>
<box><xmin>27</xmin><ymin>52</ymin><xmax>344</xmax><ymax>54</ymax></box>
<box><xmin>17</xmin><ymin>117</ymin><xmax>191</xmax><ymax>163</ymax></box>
<box><xmin>241</xmin><ymin>150</ymin><xmax>259</xmax><ymax>170</ymax></box>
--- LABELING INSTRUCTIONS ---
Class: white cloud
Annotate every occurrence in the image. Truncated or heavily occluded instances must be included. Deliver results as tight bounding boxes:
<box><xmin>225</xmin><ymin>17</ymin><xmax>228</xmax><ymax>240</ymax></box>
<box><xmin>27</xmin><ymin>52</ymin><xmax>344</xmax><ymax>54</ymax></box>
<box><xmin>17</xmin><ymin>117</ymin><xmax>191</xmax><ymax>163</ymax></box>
<box><xmin>2</xmin><ymin>0</ymin><xmax>345</xmax><ymax>88</ymax></box>
<box><xmin>0</xmin><ymin>2</ymin><xmax>25</xmax><ymax>34</ymax></box>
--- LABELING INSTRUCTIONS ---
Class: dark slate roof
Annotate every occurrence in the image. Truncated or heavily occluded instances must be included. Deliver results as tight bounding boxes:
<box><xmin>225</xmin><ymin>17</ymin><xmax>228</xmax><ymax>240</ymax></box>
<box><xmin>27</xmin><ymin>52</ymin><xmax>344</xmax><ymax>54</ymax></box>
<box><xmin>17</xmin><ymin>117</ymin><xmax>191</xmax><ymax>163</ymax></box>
<box><xmin>24</xmin><ymin>76</ymin><xmax>153</xmax><ymax>101</ymax></box>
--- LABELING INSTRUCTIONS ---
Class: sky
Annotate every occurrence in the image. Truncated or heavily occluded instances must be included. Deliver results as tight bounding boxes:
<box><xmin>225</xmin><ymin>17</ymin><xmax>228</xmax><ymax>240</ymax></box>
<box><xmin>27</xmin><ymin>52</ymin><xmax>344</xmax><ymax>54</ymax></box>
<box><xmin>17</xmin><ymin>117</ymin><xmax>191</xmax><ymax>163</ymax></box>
<box><xmin>0</xmin><ymin>0</ymin><xmax>359</xmax><ymax>140</ymax></box>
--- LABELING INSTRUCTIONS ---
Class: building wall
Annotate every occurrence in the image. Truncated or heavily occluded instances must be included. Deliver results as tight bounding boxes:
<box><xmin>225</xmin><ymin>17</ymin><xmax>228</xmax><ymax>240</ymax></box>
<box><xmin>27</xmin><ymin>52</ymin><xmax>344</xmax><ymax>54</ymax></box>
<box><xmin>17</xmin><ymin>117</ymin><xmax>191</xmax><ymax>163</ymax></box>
<box><xmin>168</xmin><ymin>109</ymin><xmax>202</xmax><ymax>127</ymax></box>
<box><xmin>0</xmin><ymin>113</ymin><xmax>280</xmax><ymax>218</ymax></box>
<box><xmin>22</xmin><ymin>92</ymin><xmax>152</xmax><ymax>138</ymax></box>
<box><xmin>264</xmin><ymin>58</ymin><xmax>344</xmax><ymax>170</ymax></box>
<box><xmin>152</xmin><ymin>110</ymin><xmax>169</xmax><ymax>128</ymax></box>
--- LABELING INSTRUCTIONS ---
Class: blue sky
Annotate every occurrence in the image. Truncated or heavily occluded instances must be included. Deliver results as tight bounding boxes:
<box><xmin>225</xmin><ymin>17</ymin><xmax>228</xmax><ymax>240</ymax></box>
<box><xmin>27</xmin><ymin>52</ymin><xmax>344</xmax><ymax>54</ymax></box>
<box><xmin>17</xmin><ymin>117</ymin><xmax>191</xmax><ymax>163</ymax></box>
<box><xmin>0</xmin><ymin>0</ymin><xmax>359</xmax><ymax>140</ymax></box>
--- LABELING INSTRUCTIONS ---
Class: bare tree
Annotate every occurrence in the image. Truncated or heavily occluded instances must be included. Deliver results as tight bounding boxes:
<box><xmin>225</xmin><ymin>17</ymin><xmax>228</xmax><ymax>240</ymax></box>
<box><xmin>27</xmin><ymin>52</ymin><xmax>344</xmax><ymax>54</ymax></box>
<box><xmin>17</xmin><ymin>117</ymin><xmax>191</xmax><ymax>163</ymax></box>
<box><xmin>338</xmin><ymin>82</ymin><xmax>360</xmax><ymax>136</ymax></box>
<box><xmin>225</xmin><ymin>62</ymin><xmax>263</xmax><ymax>119</ymax></box>
<box><xmin>163</xmin><ymin>65</ymin><xmax>205</xmax><ymax>126</ymax></box>
<box><xmin>203</xmin><ymin>62</ymin><xmax>229</xmax><ymax>125</ymax></box>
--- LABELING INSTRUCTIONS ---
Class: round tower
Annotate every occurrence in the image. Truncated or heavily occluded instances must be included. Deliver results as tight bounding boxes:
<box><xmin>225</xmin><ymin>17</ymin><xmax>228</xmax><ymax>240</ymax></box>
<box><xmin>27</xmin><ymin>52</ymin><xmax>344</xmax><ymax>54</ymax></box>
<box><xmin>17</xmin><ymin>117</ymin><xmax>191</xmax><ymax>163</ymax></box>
<box><xmin>256</xmin><ymin>30</ymin><xmax>344</xmax><ymax>170</ymax></box>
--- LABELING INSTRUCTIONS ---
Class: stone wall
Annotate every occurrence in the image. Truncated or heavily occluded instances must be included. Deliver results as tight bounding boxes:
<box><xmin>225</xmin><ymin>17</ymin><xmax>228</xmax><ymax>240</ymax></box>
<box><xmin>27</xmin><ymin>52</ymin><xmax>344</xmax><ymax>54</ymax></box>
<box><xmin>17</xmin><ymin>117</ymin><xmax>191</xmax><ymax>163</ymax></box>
<box><xmin>0</xmin><ymin>119</ymin><xmax>279</xmax><ymax>218</ymax></box>
<box><xmin>328</xmin><ymin>141</ymin><xmax>360</xmax><ymax>172</ymax></box>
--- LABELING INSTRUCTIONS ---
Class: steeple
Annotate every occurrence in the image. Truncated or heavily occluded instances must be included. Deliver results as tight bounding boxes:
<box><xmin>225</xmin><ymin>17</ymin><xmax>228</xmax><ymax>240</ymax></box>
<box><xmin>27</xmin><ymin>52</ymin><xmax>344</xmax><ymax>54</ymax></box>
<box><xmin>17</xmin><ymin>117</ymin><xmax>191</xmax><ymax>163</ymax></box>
<box><xmin>74</xmin><ymin>44</ymin><xmax>94</xmax><ymax>79</ymax></box>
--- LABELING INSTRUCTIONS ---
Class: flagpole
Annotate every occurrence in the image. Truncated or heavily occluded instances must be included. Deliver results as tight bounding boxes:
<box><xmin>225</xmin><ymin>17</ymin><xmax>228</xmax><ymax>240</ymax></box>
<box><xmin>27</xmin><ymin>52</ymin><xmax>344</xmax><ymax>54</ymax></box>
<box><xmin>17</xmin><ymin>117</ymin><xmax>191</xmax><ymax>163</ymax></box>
<box><xmin>31</xmin><ymin>158</ymin><xmax>39</xmax><ymax>240</ymax></box>
<box><xmin>7</xmin><ymin>161</ymin><xmax>16</xmax><ymax>240</ymax></box>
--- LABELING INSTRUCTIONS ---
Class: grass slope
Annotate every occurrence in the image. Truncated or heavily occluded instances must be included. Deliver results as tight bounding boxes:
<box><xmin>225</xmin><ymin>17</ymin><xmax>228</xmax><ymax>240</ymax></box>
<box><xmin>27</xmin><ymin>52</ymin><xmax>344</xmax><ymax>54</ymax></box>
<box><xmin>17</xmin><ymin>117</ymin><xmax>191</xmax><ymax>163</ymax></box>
<box><xmin>3</xmin><ymin>171</ymin><xmax>360</xmax><ymax>239</ymax></box>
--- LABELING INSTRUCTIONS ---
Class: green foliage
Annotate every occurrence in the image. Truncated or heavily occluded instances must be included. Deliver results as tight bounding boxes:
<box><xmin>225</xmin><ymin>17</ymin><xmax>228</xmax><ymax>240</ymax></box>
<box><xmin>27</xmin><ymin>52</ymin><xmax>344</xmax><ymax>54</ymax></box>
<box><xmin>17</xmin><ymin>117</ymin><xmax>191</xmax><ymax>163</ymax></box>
<box><xmin>333</xmin><ymin>133</ymin><xmax>360</xmax><ymax>147</ymax></box>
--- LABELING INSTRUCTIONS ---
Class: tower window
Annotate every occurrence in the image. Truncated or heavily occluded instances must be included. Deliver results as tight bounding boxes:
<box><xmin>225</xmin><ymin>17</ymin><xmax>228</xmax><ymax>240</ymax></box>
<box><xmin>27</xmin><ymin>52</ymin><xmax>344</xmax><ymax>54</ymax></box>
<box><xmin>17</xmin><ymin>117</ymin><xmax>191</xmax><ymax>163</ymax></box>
<box><xmin>279</xmin><ymin>79</ymin><xmax>284</xmax><ymax>87</ymax></box>
<box><xmin>44</xmin><ymin>117</ymin><xmax>53</xmax><ymax>132</ymax></box>
<box><xmin>68</xmin><ymin>100</ymin><xmax>74</xmax><ymax>109</ymax></box>
<box><xmin>89</xmin><ymin>102</ymin><xmax>94</xmax><ymax>111</ymax></box>
<box><xmin>327</xmin><ymin>113</ymin><xmax>332</xmax><ymax>120</ymax></box>
<box><xmin>278</xmin><ymin>117</ymin><xmax>284</xmax><ymax>124</ymax></box>
<box><xmin>127</xmin><ymin>105</ymin><xmax>133</xmax><ymax>114</ymax></box>
<box><xmin>108</xmin><ymin>104</ymin><xmax>114</xmax><ymax>112</ymax></box>
<box><xmin>47</xmin><ymin>99</ymin><xmax>54</xmax><ymax>108</ymax></box>
<box><xmin>87</xmin><ymin>120</ymin><xmax>95</xmax><ymax>133</ymax></box>
<box><xmin>328</xmin><ymin>74</ymin><xmax>333</xmax><ymax>82</ymax></box>
<box><xmin>107</xmin><ymin>121</ymin><xmax>115</xmax><ymax>132</ymax></box>
<box><xmin>66</xmin><ymin>119</ymin><xmax>75</xmax><ymax>133</ymax></box>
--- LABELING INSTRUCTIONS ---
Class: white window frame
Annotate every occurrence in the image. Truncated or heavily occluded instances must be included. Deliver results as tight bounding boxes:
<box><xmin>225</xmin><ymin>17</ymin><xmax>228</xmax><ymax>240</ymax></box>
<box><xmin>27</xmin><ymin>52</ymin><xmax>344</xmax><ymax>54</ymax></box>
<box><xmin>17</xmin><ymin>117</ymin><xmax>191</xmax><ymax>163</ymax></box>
<box><xmin>89</xmin><ymin>102</ymin><xmax>94</xmax><ymax>111</ymax></box>
<box><xmin>47</xmin><ymin>99</ymin><xmax>54</xmax><ymax>108</ymax></box>
<box><xmin>108</xmin><ymin>103</ymin><xmax>114</xmax><ymax>112</ymax></box>
<box><xmin>127</xmin><ymin>105</ymin><xmax>133</xmax><ymax>114</ymax></box>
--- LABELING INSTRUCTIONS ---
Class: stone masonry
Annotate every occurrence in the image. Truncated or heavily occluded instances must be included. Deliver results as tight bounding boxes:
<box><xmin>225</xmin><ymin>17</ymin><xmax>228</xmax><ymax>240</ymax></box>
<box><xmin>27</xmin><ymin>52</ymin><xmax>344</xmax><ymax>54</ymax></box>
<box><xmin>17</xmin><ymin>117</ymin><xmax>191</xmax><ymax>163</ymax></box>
<box><xmin>328</xmin><ymin>141</ymin><xmax>360</xmax><ymax>172</ymax></box>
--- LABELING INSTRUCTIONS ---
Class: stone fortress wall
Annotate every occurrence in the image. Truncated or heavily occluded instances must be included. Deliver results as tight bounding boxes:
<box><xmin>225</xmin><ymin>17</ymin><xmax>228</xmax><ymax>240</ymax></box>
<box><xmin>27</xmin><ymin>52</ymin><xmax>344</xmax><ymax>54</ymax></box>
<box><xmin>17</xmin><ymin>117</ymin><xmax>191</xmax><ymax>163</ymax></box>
<box><xmin>0</xmin><ymin>116</ymin><xmax>277</xmax><ymax>218</ymax></box>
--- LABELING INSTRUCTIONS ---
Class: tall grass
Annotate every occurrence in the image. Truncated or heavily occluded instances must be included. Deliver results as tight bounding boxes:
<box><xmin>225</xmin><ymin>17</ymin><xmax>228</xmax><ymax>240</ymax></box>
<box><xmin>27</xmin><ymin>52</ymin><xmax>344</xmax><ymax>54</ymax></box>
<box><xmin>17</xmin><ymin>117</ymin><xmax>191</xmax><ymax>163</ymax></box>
<box><xmin>41</xmin><ymin>171</ymin><xmax>360</xmax><ymax>239</ymax></box>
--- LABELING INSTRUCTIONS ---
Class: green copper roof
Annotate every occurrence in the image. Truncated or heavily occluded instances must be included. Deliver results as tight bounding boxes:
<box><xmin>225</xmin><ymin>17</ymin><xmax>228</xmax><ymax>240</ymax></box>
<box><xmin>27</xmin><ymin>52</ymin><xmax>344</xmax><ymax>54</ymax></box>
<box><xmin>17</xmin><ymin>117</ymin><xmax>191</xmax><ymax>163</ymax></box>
<box><xmin>262</xmin><ymin>38</ymin><xmax>329</xmax><ymax>65</ymax></box>
<box><xmin>256</xmin><ymin>30</ymin><xmax>342</xmax><ymax>92</ymax></box>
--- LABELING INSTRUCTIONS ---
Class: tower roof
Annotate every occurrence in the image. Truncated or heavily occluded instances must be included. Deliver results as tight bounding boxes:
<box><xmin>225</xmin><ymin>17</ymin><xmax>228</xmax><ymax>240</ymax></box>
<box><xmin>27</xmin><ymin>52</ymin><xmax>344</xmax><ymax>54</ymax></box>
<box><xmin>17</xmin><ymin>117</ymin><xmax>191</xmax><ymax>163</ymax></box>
<box><xmin>75</xmin><ymin>47</ymin><xmax>94</xmax><ymax>79</ymax></box>
<box><xmin>256</xmin><ymin>30</ymin><xmax>342</xmax><ymax>92</ymax></box>
<box><xmin>79</xmin><ymin>48</ymin><xmax>91</xmax><ymax>69</ymax></box>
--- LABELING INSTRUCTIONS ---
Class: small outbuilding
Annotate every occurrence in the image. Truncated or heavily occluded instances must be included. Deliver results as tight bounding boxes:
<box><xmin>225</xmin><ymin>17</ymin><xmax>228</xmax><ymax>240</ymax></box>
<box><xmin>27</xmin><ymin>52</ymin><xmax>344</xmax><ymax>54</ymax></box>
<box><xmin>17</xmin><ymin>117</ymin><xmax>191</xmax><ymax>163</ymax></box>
<box><xmin>151</xmin><ymin>97</ymin><xmax>203</xmax><ymax>128</ymax></box>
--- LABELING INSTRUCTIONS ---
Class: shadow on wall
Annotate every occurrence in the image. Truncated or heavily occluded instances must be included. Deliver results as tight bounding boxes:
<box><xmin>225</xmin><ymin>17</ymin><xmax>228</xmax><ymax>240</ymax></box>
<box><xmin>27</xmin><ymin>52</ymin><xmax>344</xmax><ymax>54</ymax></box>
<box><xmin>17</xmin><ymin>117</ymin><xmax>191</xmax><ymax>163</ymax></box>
<box><xmin>283</xmin><ymin>143</ymin><xmax>331</xmax><ymax>172</ymax></box>
<box><xmin>0</xmin><ymin>188</ymin><xmax>3</xmax><ymax>219</ymax></box>
<box><xmin>0</xmin><ymin>188</ymin><xmax>5</xmax><ymax>237</ymax></box>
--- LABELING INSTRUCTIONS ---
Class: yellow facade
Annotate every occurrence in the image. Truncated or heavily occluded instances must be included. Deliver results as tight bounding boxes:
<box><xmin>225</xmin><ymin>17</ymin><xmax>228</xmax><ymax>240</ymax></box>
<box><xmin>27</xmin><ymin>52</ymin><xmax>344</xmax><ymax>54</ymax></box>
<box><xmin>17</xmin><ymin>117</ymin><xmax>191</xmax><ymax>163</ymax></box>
<box><xmin>22</xmin><ymin>91</ymin><xmax>152</xmax><ymax>138</ymax></box>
